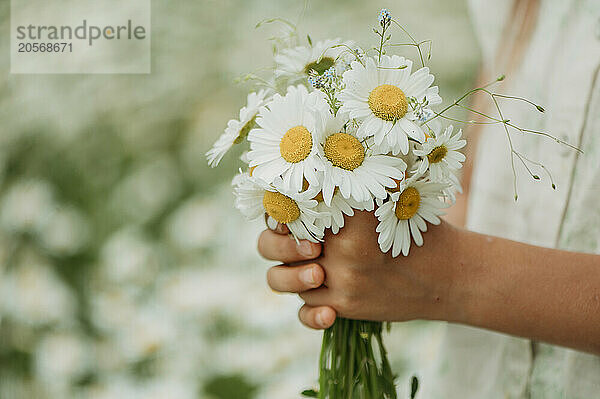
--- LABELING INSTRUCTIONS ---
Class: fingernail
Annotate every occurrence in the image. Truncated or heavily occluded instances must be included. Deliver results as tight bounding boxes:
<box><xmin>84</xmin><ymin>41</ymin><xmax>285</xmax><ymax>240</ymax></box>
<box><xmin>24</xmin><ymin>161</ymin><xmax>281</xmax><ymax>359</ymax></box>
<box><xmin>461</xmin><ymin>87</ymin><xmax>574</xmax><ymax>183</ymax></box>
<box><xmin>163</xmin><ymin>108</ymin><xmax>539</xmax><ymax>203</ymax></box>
<box><xmin>300</xmin><ymin>267</ymin><xmax>316</xmax><ymax>286</ymax></box>
<box><xmin>315</xmin><ymin>311</ymin><xmax>327</xmax><ymax>328</ymax></box>
<box><xmin>297</xmin><ymin>241</ymin><xmax>315</xmax><ymax>257</ymax></box>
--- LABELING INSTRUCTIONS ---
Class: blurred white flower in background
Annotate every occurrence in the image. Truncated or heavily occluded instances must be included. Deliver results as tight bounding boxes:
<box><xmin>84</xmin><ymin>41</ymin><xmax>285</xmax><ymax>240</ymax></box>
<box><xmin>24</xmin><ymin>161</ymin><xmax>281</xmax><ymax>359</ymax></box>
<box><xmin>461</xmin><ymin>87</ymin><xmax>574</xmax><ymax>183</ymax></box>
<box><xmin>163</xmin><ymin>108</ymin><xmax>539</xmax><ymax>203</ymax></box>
<box><xmin>0</xmin><ymin>260</ymin><xmax>76</xmax><ymax>326</ymax></box>
<box><xmin>214</xmin><ymin>333</ymin><xmax>320</xmax><ymax>379</ymax></box>
<box><xmin>90</xmin><ymin>289</ymin><xmax>138</xmax><ymax>333</ymax></box>
<box><xmin>0</xmin><ymin>180</ymin><xmax>56</xmax><ymax>234</ymax></box>
<box><xmin>34</xmin><ymin>332</ymin><xmax>91</xmax><ymax>393</ymax></box>
<box><xmin>109</xmin><ymin>156</ymin><xmax>182</xmax><ymax>223</ymax></box>
<box><xmin>158</xmin><ymin>267</ymin><xmax>248</xmax><ymax>315</ymax></box>
<box><xmin>38</xmin><ymin>206</ymin><xmax>91</xmax><ymax>256</ymax></box>
<box><xmin>165</xmin><ymin>197</ymin><xmax>220</xmax><ymax>251</ymax></box>
<box><xmin>237</xmin><ymin>289</ymin><xmax>302</xmax><ymax>331</ymax></box>
<box><xmin>99</xmin><ymin>227</ymin><xmax>160</xmax><ymax>286</ymax></box>
<box><xmin>83</xmin><ymin>376</ymin><xmax>198</xmax><ymax>399</ymax></box>
<box><xmin>140</xmin><ymin>378</ymin><xmax>198</xmax><ymax>399</ymax></box>
<box><xmin>260</xmin><ymin>371</ymin><xmax>318</xmax><ymax>399</ymax></box>
<box><xmin>83</xmin><ymin>376</ymin><xmax>143</xmax><ymax>399</ymax></box>
<box><xmin>114</xmin><ymin>304</ymin><xmax>178</xmax><ymax>362</ymax></box>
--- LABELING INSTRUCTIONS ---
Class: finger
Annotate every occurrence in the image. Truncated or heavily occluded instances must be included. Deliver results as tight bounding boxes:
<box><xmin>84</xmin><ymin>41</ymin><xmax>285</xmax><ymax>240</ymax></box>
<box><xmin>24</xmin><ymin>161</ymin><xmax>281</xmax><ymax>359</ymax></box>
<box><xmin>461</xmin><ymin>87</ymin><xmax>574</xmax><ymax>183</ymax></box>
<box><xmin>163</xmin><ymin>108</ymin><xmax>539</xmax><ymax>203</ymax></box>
<box><xmin>264</xmin><ymin>213</ymin><xmax>289</xmax><ymax>234</ymax></box>
<box><xmin>258</xmin><ymin>230</ymin><xmax>321</xmax><ymax>263</ymax></box>
<box><xmin>298</xmin><ymin>304</ymin><xmax>336</xmax><ymax>329</ymax></box>
<box><xmin>299</xmin><ymin>286</ymin><xmax>332</xmax><ymax>307</ymax></box>
<box><xmin>274</xmin><ymin>223</ymin><xmax>289</xmax><ymax>235</ymax></box>
<box><xmin>267</xmin><ymin>263</ymin><xmax>324</xmax><ymax>293</ymax></box>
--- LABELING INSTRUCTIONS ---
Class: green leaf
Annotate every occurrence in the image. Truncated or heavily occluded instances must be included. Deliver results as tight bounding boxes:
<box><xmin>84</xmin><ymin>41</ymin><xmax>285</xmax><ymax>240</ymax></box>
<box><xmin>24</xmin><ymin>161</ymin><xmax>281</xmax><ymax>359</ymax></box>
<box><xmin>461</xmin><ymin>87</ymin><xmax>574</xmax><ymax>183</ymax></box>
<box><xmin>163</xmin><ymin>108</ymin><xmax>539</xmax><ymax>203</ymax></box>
<box><xmin>301</xmin><ymin>389</ymin><xmax>318</xmax><ymax>397</ymax></box>
<box><xmin>307</xmin><ymin>34</ymin><xmax>313</xmax><ymax>46</ymax></box>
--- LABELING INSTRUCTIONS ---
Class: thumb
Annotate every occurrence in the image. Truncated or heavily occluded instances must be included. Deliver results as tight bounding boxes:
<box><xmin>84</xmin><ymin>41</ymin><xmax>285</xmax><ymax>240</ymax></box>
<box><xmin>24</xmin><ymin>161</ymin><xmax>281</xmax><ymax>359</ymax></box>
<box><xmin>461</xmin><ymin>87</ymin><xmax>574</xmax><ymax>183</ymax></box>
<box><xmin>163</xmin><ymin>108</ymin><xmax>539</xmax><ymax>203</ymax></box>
<box><xmin>265</xmin><ymin>213</ymin><xmax>290</xmax><ymax>235</ymax></box>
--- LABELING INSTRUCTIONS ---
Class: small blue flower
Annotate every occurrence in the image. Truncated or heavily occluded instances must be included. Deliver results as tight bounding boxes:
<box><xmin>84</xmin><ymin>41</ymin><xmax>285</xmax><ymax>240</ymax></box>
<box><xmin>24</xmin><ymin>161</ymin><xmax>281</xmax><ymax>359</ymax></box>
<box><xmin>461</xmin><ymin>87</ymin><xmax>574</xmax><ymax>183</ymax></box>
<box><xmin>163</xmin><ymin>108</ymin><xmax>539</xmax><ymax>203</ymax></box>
<box><xmin>323</xmin><ymin>67</ymin><xmax>336</xmax><ymax>80</ymax></box>
<box><xmin>416</xmin><ymin>107</ymin><xmax>435</xmax><ymax>123</ymax></box>
<box><xmin>308</xmin><ymin>72</ymin><xmax>325</xmax><ymax>89</ymax></box>
<box><xmin>379</xmin><ymin>8</ymin><xmax>391</xmax><ymax>29</ymax></box>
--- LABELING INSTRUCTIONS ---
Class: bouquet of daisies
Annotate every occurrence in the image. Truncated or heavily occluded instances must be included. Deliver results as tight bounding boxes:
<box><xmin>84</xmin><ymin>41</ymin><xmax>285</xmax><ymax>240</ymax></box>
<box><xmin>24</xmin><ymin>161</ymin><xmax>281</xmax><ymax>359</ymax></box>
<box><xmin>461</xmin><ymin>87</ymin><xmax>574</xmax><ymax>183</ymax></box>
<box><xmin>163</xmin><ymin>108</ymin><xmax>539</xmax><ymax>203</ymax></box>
<box><xmin>207</xmin><ymin>8</ymin><xmax>562</xmax><ymax>398</ymax></box>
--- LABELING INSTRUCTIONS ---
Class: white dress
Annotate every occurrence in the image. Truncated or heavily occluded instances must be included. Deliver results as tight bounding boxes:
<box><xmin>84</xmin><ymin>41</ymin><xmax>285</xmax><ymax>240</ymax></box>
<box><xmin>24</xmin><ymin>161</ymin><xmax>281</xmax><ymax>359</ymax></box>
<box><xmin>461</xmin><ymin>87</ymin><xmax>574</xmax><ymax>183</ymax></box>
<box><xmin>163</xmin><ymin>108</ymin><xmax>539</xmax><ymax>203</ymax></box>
<box><xmin>422</xmin><ymin>0</ymin><xmax>600</xmax><ymax>398</ymax></box>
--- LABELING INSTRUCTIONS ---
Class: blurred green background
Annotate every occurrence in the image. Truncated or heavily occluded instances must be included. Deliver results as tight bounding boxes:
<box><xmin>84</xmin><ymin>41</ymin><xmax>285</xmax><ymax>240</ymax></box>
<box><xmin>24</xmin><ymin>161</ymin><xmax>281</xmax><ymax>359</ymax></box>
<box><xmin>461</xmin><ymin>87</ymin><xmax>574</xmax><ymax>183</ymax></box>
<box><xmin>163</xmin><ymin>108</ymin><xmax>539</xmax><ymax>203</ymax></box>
<box><xmin>0</xmin><ymin>1</ymin><xmax>479</xmax><ymax>398</ymax></box>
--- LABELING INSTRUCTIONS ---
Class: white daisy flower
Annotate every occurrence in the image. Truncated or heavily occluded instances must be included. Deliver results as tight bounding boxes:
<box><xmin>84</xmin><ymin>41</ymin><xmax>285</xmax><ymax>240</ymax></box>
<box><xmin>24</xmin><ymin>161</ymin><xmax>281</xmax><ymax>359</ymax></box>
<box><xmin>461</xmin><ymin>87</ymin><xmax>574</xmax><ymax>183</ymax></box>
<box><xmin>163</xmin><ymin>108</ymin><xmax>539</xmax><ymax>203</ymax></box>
<box><xmin>319</xmin><ymin>113</ymin><xmax>406</xmax><ymax>206</ymax></box>
<box><xmin>233</xmin><ymin>173</ymin><xmax>325</xmax><ymax>243</ymax></box>
<box><xmin>247</xmin><ymin>85</ymin><xmax>328</xmax><ymax>193</ymax></box>
<box><xmin>375</xmin><ymin>176</ymin><xmax>448</xmax><ymax>257</ymax></box>
<box><xmin>315</xmin><ymin>190</ymin><xmax>373</xmax><ymax>234</ymax></box>
<box><xmin>338</xmin><ymin>55</ymin><xmax>442</xmax><ymax>155</ymax></box>
<box><xmin>275</xmin><ymin>38</ymin><xmax>354</xmax><ymax>83</ymax></box>
<box><xmin>206</xmin><ymin>90</ymin><xmax>270</xmax><ymax>167</ymax></box>
<box><xmin>414</xmin><ymin>125</ymin><xmax>466</xmax><ymax>181</ymax></box>
<box><xmin>442</xmin><ymin>170</ymin><xmax>463</xmax><ymax>204</ymax></box>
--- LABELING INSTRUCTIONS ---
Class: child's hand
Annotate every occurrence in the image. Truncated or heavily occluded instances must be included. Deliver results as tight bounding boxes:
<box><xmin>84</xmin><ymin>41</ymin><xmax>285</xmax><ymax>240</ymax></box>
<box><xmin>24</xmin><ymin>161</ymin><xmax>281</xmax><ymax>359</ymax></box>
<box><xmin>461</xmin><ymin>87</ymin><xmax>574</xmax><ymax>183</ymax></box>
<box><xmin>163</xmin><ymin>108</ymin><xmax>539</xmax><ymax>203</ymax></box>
<box><xmin>258</xmin><ymin>210</ymin><xmax>464</xmax><ymax>329</ymax></box>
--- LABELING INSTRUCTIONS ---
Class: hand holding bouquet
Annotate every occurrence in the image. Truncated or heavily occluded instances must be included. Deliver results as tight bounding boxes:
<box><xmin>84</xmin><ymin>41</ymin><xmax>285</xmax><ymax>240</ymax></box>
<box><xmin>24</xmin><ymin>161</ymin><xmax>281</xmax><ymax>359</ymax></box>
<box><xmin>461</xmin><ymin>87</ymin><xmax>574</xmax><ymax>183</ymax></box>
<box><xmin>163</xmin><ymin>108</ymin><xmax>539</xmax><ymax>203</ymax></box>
<box><xmin>207</xmin><ymin>7</ymin><xmax>564</xmax><ymax>398</ymax></box>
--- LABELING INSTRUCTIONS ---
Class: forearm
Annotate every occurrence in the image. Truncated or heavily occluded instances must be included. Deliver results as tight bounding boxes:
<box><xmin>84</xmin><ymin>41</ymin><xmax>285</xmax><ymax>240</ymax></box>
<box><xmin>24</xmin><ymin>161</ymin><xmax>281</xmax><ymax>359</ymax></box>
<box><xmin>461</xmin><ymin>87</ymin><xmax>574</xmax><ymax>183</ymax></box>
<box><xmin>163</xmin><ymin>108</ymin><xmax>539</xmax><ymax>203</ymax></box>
<box><xmin>449</xmin><ymin>227</ymin><xmax>600</xmax><ymax>354</ymax></box>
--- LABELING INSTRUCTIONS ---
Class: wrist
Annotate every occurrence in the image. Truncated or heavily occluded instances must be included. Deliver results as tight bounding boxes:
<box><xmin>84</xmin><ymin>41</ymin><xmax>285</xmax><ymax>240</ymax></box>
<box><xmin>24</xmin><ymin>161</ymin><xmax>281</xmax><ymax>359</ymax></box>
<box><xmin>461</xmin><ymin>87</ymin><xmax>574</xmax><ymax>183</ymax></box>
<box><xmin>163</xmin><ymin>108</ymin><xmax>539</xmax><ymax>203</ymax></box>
<box><xmin>410</xmin><ymin>222</ymin><xmax>478</xmax><ymax>323</ymax></box>
<box><xmin>442</xmin><ymin>225</ymin><xmax>481</xmax><ymax>325</ymax></box>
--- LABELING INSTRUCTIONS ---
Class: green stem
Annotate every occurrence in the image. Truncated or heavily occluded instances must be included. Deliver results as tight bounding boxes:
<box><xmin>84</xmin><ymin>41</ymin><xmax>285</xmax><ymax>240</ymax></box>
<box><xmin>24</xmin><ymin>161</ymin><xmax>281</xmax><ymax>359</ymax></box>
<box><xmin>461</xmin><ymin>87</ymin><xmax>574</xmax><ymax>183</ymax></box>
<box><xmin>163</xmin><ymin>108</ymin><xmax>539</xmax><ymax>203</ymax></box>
<box><xmin>317</xmin><ymin>318</ymin><xmax>396</xmax><ymax>399</ymax></box>
<box><xmin>390</xmin><ymin>20</ymin><xmax>425</xmax><ymax>67</ymax></box>
<box><xmin>346</xmin><ymin>321</ymin><xmax>355</xmax><ymax>399</ymax></box>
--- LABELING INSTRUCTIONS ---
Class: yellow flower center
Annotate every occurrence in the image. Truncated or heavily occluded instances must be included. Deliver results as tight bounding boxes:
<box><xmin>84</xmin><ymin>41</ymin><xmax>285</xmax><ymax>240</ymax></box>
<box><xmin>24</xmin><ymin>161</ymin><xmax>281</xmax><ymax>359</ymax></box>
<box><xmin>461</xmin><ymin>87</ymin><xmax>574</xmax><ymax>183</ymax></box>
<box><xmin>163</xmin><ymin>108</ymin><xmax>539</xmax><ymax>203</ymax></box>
<box><xmin>263</xmin><ymin>191</ymin><xmax>300</xmax><ymax>224</ymax></box>
<box><xmin>368</xmin><ymin>84</ymin><xmax>408</xmax><ymax>121</ymax></box>
<box><xmin>427</xmin><ymin>145</ymin><xmax>448</xmax><ymax>164</ymax></box>
<box><xmin>304</xmin><ymin>57</ymin><xmax>335</xmax><ymax>75</ymax></box>
<box><xmin>280</xmin><ymin>126</ymin><xmax>313</xmax><ymax>163</ymax></box>
<box><xmin>395</xmin><ymin>187</ymin><xmax>421</xmax><ymax>220</ymax></box>
<box><xmin>323</xmin><ymin>133</ymin><xmax>365</xmax><ymax>170</ymax></box>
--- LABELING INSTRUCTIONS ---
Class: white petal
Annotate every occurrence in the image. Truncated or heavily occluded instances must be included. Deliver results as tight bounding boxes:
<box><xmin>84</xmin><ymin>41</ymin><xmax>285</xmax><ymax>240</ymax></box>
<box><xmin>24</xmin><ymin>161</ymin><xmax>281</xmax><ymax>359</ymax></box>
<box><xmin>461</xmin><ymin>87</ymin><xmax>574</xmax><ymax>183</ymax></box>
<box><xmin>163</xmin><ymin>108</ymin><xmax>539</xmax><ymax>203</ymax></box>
<box><xmin>409</xmin><ymin>218</ymin><xmax>423</xmax><ymax>246</ymax></box>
